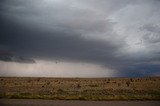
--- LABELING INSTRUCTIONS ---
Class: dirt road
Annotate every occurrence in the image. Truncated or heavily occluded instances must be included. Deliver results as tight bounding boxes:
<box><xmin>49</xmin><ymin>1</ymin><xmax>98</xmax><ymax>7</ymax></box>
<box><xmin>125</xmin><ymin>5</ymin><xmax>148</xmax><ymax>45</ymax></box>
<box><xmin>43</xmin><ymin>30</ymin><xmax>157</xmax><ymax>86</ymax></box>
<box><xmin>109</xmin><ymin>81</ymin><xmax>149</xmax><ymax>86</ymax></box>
<box><xmin>0</xmin><ymin>99</ymin><xmax>160</xmax><ymax>106</ymax></box>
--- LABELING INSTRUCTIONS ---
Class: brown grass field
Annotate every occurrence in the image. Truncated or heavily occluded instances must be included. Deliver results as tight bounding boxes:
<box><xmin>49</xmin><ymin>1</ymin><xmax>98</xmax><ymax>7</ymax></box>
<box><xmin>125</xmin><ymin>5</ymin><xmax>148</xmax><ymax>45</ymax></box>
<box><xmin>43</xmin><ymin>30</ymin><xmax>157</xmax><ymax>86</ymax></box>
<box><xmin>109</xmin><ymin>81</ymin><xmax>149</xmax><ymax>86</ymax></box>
<box><xmin>0</xmin><ymin>77</ymin><xmax>160</xmax><ymax>100</ymax></box>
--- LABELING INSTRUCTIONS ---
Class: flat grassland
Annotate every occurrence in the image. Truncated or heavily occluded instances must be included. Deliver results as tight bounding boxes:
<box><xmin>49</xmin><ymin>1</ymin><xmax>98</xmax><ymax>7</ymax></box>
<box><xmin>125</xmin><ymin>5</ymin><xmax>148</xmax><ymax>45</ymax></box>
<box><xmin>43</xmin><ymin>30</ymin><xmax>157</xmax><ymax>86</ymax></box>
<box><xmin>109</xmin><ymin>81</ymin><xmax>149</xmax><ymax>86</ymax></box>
<box><xmin>0</xmin><ymin>77</ymin><xmax>160</xmax><ymax>100</ymax></box>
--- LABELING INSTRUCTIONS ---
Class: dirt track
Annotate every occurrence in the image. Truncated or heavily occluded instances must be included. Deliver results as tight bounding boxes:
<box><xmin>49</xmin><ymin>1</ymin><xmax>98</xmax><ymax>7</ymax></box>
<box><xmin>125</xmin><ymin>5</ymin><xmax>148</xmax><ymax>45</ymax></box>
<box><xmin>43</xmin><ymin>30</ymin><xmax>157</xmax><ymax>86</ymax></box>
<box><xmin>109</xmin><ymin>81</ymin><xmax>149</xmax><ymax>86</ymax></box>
<box><xmin>0</xmin><ymin>99</ymin><xmax>160</xmax><ymax>106</ymax></box>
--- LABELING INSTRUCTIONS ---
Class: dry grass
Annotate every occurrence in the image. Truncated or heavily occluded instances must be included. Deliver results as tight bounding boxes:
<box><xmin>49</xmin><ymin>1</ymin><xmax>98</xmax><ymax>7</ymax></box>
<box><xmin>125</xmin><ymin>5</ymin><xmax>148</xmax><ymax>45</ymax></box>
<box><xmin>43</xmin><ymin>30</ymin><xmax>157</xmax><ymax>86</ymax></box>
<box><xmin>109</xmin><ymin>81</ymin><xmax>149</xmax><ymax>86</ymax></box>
<box><xmin>0</xmin><ymin>77</ymin><xmax>160</xmax><ymax>100</ymax></box>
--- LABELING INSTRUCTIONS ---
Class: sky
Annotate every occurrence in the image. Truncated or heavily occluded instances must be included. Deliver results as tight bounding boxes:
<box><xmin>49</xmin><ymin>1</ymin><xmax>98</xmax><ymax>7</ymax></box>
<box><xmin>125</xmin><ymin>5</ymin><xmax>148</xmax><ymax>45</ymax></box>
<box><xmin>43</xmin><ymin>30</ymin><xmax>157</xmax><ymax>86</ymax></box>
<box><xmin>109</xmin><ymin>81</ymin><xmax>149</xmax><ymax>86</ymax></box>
<box><xmin>0</xmin><ymin>0</ymin><xmax>160</xmax><ymax>77</ymax></box>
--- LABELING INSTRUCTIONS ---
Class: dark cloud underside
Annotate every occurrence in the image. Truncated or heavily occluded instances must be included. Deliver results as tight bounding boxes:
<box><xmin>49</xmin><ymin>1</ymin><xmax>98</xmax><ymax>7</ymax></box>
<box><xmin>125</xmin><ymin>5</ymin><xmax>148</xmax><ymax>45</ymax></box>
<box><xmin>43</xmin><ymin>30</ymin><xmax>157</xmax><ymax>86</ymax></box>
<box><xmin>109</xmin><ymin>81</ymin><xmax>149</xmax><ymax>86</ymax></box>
<box><xmin>0</xmin><ymin>0</ymin><xmax>160</xmax><ymax>77</ymax></box>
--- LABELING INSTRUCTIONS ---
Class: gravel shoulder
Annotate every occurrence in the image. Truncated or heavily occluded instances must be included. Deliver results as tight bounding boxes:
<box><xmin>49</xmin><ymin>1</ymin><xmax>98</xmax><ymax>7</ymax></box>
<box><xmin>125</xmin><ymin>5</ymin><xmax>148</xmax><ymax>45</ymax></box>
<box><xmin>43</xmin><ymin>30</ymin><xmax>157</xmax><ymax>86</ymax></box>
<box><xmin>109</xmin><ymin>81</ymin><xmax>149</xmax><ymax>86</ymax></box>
<box><xmin>0</xmin><ymin>99</ymin><xmax>160</xmax><ymax>106</ymax></box>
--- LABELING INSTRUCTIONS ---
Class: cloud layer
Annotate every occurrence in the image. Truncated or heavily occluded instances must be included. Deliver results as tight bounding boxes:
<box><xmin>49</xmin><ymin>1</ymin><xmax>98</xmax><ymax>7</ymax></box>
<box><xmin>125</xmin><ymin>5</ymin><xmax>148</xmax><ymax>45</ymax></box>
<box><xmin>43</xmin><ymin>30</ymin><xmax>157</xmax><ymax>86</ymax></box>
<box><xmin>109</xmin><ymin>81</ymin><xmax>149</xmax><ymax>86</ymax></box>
<box><xmin>0</xmin><ymin>0</ymin><xmax>160</xmax><ymax>77</ymax></box>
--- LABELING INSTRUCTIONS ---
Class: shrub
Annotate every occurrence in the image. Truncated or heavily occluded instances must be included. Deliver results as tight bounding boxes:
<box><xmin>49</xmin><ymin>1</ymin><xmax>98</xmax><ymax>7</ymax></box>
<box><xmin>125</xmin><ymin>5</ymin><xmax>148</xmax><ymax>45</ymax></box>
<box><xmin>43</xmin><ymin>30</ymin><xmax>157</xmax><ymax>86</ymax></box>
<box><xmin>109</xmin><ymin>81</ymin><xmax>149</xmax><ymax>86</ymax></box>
<box><xmin>130</xmin><ymin>78</ymin><xmax>133</xmax><ymax>82</ymax></box>
<box><xmin>37</xmin><ymin>78</ymin><xmax>40</xmax><ymax>82</ymax></box>
<box><xmin>118</xmin><ymin>83</ymin><xmax>121</xmax><ymax>86</ymax></box>
<box><xmin>79</xmin><ymin>96</ymin><xmax>85</xmax><ymax>100</ymax></box>
<box><xmin>77</xmin><ymin>84</ymin><xmax>81</xmax><ymax>88</ymax></box>
<box><xmin>126</xmin><ymin>81</ymin><xmax>130</xmax><ymax>87</ymax></box>
<box><xmin>46</xmin><ymin>82</ymin><xmax>50</xmax><ymax>85</ymax></box>
<box><xmin>57</xmin><ymin>89</ymin><xmax>64</xmax><ymax>93</ymax></box>
<box><xmin>88</xmin><ymin>84</ymin><xmax>98</xmax><ymax>87</ymax></box>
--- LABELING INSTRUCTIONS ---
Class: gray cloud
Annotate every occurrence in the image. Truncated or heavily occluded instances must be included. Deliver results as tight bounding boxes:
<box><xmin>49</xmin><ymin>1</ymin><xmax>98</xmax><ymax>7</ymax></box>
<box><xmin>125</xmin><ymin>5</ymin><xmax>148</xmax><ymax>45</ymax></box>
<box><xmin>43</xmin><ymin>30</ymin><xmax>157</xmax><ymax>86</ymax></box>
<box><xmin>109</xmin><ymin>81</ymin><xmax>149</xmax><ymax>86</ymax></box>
<box><xmin>141</xmin><ymin>24</ymin><xmax>160</xmax><ymax>44</ymax></box>
<box><xmin>0</xmin><ymin>51</ymin><xmax>35</xmax><ymax>63</ymax></box>
<box><xmin>0</xmin><ymin>0</ymin><xmax>160</xmax><ymax>77</ymax></box>
<box><xmin>0</xmin><ymin>18</ymin><xmax>121</xmax><ymax>68</ymax></box>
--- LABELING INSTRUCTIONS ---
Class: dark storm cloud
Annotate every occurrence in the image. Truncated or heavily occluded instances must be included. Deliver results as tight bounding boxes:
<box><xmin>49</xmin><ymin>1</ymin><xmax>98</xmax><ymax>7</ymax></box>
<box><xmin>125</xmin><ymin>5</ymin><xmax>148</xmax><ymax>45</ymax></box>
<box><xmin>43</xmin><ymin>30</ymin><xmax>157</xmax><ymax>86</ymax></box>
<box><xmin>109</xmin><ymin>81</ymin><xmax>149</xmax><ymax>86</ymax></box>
<box><xmin>0</xmin><ymin>0</ymin><xmax>160</xmax><ymax>77</ymax></box>
<box><xmin>0</xmin><ymin>18</ymin><xmax>122</xmax><ymax>67</ymax></box>
<box><xmin>0</xmin><ymin>51</ymin><xmax>35</xmax><ymax>63</ymax></box>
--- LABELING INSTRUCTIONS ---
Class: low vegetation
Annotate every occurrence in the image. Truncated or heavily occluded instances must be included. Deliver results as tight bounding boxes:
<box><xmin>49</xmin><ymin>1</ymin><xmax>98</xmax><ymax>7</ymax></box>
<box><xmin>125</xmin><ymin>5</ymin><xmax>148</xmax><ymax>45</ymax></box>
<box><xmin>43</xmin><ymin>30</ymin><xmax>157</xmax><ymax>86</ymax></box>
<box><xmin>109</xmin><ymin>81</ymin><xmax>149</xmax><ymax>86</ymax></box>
<box><xmin>0</xmin><ymin>77</ymin><xmax>160</xmax><ymax>100</ymax></box>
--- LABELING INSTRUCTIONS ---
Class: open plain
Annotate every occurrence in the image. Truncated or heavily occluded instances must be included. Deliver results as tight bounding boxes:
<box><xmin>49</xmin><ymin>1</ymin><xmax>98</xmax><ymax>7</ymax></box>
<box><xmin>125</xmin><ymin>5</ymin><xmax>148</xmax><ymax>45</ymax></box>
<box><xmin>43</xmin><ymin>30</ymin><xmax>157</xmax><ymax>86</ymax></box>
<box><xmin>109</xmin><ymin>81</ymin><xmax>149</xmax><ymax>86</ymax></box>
<box><xmin>0</xmin><ymin>77</ymin><xmax>160</xmax><ymax>100</ymax></box>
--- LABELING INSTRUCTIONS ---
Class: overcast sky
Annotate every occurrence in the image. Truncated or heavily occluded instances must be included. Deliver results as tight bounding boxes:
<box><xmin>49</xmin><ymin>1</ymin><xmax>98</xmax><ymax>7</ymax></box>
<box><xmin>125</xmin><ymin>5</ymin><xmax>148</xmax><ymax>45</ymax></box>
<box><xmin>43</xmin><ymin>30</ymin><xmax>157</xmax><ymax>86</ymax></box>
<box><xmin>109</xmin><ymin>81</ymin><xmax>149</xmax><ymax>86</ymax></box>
<box><xmin>0</xmin><ymin>0</ymin><xmax>160</xmax><ymax>77</ymax></box>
